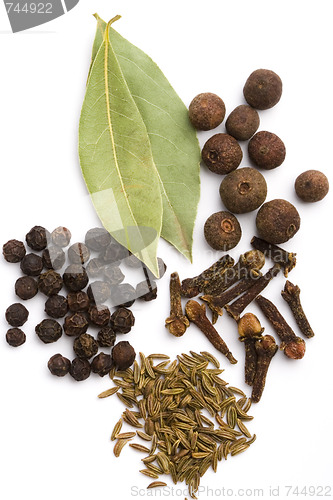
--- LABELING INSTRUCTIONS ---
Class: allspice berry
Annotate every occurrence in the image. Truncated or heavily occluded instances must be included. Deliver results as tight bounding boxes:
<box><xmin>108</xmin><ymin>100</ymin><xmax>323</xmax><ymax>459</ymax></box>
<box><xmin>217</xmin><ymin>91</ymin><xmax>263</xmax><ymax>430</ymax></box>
<box><xmin>219</xmin><ymin>167</ymin><xmax>267</xmax><ymax>214</ymax></box>
<box><xmin>256</xmin><ymin>199</ymin><xmax>301</xmax><ymax>244</ymax></box>
<box><xmin>112</xmin><ymin>341</ymin><xmax>136</xmax><ymax>370</ymax></box>
<box><xmin>295</xmin><ymin>170</ymin><xmax>329</xmax><ymax>202</ymax></box>
<box><xmin>225</xmin><ymin>105</ymin><xmax>260</xmax><ymax>141</ymax></box>
<box><xmin>204</xmin><ymin>211</ymin><xmax>242</xmax><ymax>251</ymax></box>
<box><xmin>188</xmin><ymin>93</ymin><xmax>226</xmax><ymax>130</ymax></box>
<box><xmin>201</xmin><ymin>133</ymin><xmax>243</xmax><ymax>175</ymax></box>
<box><xmin>248</xmin><ymin>131</ymin><xmax>286</xmax><ymax>170</ymax></box>
<box><xmin>243</xmin><ymin>69</ymin><xmax>282</xmax><ymax>109</ymax></box>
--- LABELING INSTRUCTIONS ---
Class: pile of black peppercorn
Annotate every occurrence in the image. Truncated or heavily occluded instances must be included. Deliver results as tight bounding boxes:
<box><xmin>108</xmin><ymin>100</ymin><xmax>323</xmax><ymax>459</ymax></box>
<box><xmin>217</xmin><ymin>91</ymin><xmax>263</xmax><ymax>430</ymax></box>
<box><xmin>3</xmin><ymin>225</ymin><xmax>166</xmax><ymax>382</ymax></box>
<box><xmin>189</xmin><ymin>68</ymin><xmax>329</xmax><ymax>251</ymax></box>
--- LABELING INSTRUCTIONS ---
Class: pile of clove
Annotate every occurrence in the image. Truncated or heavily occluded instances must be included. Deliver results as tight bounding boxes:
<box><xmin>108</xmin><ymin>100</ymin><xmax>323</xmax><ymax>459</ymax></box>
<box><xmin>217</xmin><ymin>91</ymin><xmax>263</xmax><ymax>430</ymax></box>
<box><xmin>165</xmin><ymin>236</ymin><xmax>314</xmax><ymax>402</ymax></box>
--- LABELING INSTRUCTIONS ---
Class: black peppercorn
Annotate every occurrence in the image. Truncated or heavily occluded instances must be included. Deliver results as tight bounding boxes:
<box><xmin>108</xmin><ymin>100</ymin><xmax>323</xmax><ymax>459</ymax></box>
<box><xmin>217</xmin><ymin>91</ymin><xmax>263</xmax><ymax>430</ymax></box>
<box><xmin>219</xmin><ymin>167</ymin><xmax>267</xmax><ymax>214</ymax></box>
<box><xmin>45</xmin><ymin>294</ymin><xmax>68</xmax><ymax>318</ymax></box>
<box><xmin>295</xmin><ymin>170</ymin><xmax>329</xmax><ymax>203</ymax></box>
<box><xmin>143</xmin><ymin>257</ymin><xmax>167</xmax><ymax>281</ymax></box>
<box><xmin>225</xmin><ymin>105</ymin><xmax>260</xmax><ymax>141</ymax></box>
<box><xmin>85</xmin><ymin>227</ymin><xmax>112</xmax><ymax>251</ymax></box>
<box><xmin>20</xmin><ymin>253</ymin><xmax>43</xmax><ymax>276</ymax></box>
<box><xmin>111</xmin><ymin>283</ymin><xmax>136</xmax><ymax>307</ymax></box>
<box><xmin>68</xmin><ymin>242</ymin><xmax>90</xmax><ymax>264</ymax></box>
<box><xmin>87</xmin><ymin>281</ymin><xmax>111</xmax><ymax>304</ymax></box>
<box><xmin>88</xmin><ymin>304</ymin><xmax>111</xmax><ymax>326</ymax></box>
<box><xmin>2</xmin><ymin>239</ymin><xmax>26</xmax><ymax>263</ymax></box>
<box><xmin>248</xmin><ymin>131</ymin><xmax>286</xmax><ymax>170</ymax></box>
<box><xmin>100</xmin><ymin>240</ymin><xmax>129</xmax><ymax>265</ymax></box>
<box><xmin>136</xmin><ymin>280</ymin><xmax>157</xmax><ymax>301</ymax></box>
<box><xmin>25</xmin><ymin>225</ymin><xmax>49</xmax><ymax>251</ymax></box>
<box><xmin>63</xmin><ymin>312</ymin><xmax>89</xmax><ymax>336</ymax></box>
<box><xmin>112</xmin><ymin>341</ymin><xmax>136</xmax><ymax>370</ymax></box>
<box><xmin>110</xmin><ymin>307</ymin><xmax>135</xmax><ymax>334</ymax></box>
<box><xmin>243</xmin><ymin>69</ymin><xmax>283</xmax><ymax>110</ymax></box>
<box><xmin>48</xmin><ymin>353</ymin><xmax>71</xmax><ymax>377</ymax></box>
<box><xmin>35</xmin><ymin>319</ymin><xmax>62</xmax><ymax>343</ymax></box>
<box><xmin>73</xmin><ymin>333</ymin><xmax>98</xmax><ymax>359</ymax></box>
<box><xmin>70</xmin><ymin>357</ymin><xmax>91</xmax><ymax>381</ymax></box>
<box><xmin>204</xmin><ymin>211</ymin><xmax>242</xmax><ymax>251</ymax></box>
<box><xmin>125</xmin><ymin>253</ymin><xmax>142</xmax><ymax>268</ymax></box>
<box><xmin>15</xmin><ymin>276</ymin><xmax>38</xmax><ymax>300</ymax></box>
<box><xmin>189</xmin><ymin>93</ymin><xmax>226</xmax><ymax>130</ymax></box>
<box><xmin>91</xmin><ymin>352</ymin><xmax>114</xmax><ymax>376</ymax></box>
<box><xmin>6</xmin><ymin>328</ymin><xmax>26</xmax><ymax>347</ymax></box>
<box><xmin>38</xmin><ymin>270</ymin><xmax>63</xmax><ymax>296</ymax></box>
<box><xmin>97</xmin><ymin>326</ymin><xmax>116</xmax><ymax>347</ymax></box>
<box><xmin>103</xmin><ymin>264</ymin><xmax>125</xmax><ymax>285</ymax></box>
<box><xmin>63</xmin><ymin>264</ymin><xmax>89</xmax><ymax>291</ymax></box>
<box><xmin>67</xmin><ymin>291</ymin><xmax>90</xmax><ymax>312</ymax></box>
<box><xmin>86</xmin><ymin>257</ymin><xmax>104</xmax><ymax>278</ymax></box>
<box><xmin>42</xmin><ymin>246</ymin><xmax>66</xmax><ymax>270</ymax></box>
<box><xmin>201</xmin><ymin>133</ymin><xmax>243</xmax><ymax>175</ymax></box>
<box><xmin>5</xmin><ymin>303</ymin><xmax>29</xmax><ymax>327</ymax></box>
<box><xmin>256</xmin><ymin>199</ymin><xmax>301</xmax><ymax>244</ymax></box>
<box><xmin>51</xmin><ymin>226</ymin><xmax>71</xmax><ymax>247</ymax></box>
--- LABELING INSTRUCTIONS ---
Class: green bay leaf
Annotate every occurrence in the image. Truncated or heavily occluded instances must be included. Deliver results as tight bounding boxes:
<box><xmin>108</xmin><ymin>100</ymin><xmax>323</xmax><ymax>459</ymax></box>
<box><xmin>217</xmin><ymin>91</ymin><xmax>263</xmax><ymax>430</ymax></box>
<box><xmin>79</xmin><ymin>18</ymin><xmax>163</xmax><ymax>277</ymax></box>
<box><xmin>90</xmin><ymin>15</ymin><xmax>201</xmax><ymax>262</ymax></box>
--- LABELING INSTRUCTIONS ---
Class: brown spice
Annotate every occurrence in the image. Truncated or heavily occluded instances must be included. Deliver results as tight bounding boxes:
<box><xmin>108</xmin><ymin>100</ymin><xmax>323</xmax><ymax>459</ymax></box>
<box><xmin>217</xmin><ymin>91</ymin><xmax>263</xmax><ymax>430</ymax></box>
<box><xmin>250</xmin><ymin>236</ymin><xmax>296</xmax><ymax>277</ymax></box>
<box><xmin>204</xmin><ymin>211</ymin><xmax>242</xmax><ymax>251</ymax></box>
<box><xmin>256</xmin><ymin>199</ymin><xmax>301</xmax><ymax>244</ymax></box>
<box><xmin>238</xmin><ymin>313</ymin><xmax>264</xmax><ymax>386</ymax></box>
<box><xmin>188</xmin><ymin>92</ymin><xmax>226</xmax><ymax>130</ymax></box>
<box><xmin>225</xmin><ymin>105</ymin><xmax>260</xmax><ymax>141</ymax></box>
<box><xmin>201</xmin><ymin>133</ymin><xmax>243</xmax><ymax>174</ymax></box>
<box><xmin>251</xmin><ymin>335</ymin><xmax>278</xmax><ymax>403</ymax></box>
<box><xmin>243</xmin><ymin>69</ymin><xmax>282</xmax><ymax>110</ymax></box>
<box><xmin>255</xmin><ymin>295</ymin><xmax>306</xmax><ymax>359</ymax></box>
<box><xmin>248</xmin><ymin>131</ymin><xmax>286</xmax><ymax>170</ymax></box>
<box><xmin>181</xmin><ymin>255</ymin><xmax>235</xmax><ymax>298</ymax></box>
<box><xmin>219</xmin><ymin>167</ymin><xmax>267</xmax><ymax>214</ymax></box>
<box><xmin>225</xmin><ymin>264</ymin><xmax>281</xmax><ymax>321</ymax></box>
<box><xmin>281</xmin><ymin>281</ymin><xmax>314</xmax><ymax>338</ymax></box>
<box><xmin>295</xmin><ymin>170</ymin><xmax>329</xmax><ymax>202</ymax></box>
<box><xmin>165</xmin><ymin>272</ymin><xmax>189</xmax><ymax>337</ymax></box>
<box><xmin>185</xmin><ymin>300</ymin><xmax>237</xmax><ymax>364</ymax></box>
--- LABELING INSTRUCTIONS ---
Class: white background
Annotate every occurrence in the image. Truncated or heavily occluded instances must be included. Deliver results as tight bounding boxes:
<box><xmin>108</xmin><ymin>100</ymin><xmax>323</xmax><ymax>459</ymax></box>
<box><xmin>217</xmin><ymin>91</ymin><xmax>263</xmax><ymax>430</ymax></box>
<box><xmin>1</xmin><ymin>1</ymin><xmax>333</xmax><ymax>499</ymax></box>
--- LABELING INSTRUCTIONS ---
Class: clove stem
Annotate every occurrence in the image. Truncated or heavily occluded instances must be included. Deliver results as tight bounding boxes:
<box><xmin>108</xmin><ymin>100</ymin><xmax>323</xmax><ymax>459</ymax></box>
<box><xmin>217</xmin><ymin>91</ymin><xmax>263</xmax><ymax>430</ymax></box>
<box><xmin>185</xmin><ymin>300</ymin><xmax>237</xmax><ymax>364</ymax></box>
<box><xmin>251</xmin><ymin>335</ymin><xmax>278</xmax><ymax>403</ymax></box>
<box><xmin>165</xmin><ymin>272</ymin><xmax>189</xmax><ymax>337</ymax></box>
<box><xmin>281</xmin><ymin>281</ymin><xmax>314</xmax><ymax>338</ymax></box>
<box><xmin>251</xmin><ymin>236</ymin><xmax>296</xmax><ymax>277</ymax></box>
<box><xmin>225</xmin><ymin>264</ymin><xmax>281</xmax><ymax>321</ymax></box>
<box><xmin>181</xmin><ymin>255</ymin><xmax>235</xmax><ymax>298</ymax></box>
<box><xmin>238</xmin><ymin>313</ymin><xmax>264</xmax><ymax>386</ymax></box>
<box><xmin>201</xmin><ymin>277</ymin><xmax>259</xmax><ymax>324</ymax></box>
<box><xmin>255</xmin><ymin>295</ymin><xmax>306</xmax><ymax>360</ymax></box>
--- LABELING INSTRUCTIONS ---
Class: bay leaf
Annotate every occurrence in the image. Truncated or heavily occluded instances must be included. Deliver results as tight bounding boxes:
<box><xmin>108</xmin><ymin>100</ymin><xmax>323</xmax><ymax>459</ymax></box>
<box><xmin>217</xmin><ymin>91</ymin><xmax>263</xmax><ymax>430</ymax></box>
<box><xmin>89</xmin><ymin>15</ymin><xmax>201</xmax><ymax>262</ymax></box>
<box><xmin>79</xmin><ymin>17</ymin><xmax>163</xmax><ymax>277</ymax></box>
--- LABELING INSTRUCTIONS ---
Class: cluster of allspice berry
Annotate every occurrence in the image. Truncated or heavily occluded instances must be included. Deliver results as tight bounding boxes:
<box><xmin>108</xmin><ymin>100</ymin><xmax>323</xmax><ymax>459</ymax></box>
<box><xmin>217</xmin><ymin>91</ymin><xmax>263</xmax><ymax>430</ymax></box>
<box><xmin>189</xmin><ymin>69</ymin><xmax>329</xmax><ymax>251</ymax></box>
<box><xmin>3</xmin><ymin>225</ymin><xmax>166</xmax><ymax>381</ymax></box>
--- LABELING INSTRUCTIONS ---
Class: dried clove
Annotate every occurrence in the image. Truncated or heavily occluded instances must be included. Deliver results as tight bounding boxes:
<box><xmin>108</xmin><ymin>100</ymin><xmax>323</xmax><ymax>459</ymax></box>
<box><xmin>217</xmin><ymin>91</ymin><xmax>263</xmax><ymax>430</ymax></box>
<box><xmin>181</xmin><ymin>255</ymin><xmax>234</xmax><ymax>298</ymax></box>
<box><xmin>185</xmin><ymin>300</ymin><xmax>237</xmax><ymax>364</ymax></box>
<box><xmin>201</xmin><ymin>250</ymin><xmax>265</xmax><ymax>297</ymax></box>
<box><xmin>251</xmin><ymin>335</ymin><xmax>278</xmax><ymax>403</ymax></box>
<box><xmin>251</xmin><ymin>236</ymin><xmax>296</xmax><ymax>277</ymax></box>
<box><xmin>225</xmin><ymin>264</ymin><xmax>281</xmax><ymax>321</ymax></box>
<box><xmin>281</xmin><ymin>281</ymin><xmax>314</xmax><ymax>338</ymax></box>
<box><xmin>201</xmin><ymin>276</ymin><xmax>259</xmax><ymax>324</ymax></box>
<box><xmin>238</xmin><ymin>313</ymin><xmax>264</xmax><ymax>386</ymax></box>
<box><xmin>165</xmin><ymin>272</ymin><xmax>189</xmax><ymax>337</ymax></box>
<box><xmin>256</xmin><ymin>295</ymin><xmax>306</xmax><ymax>359</ymax></box>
